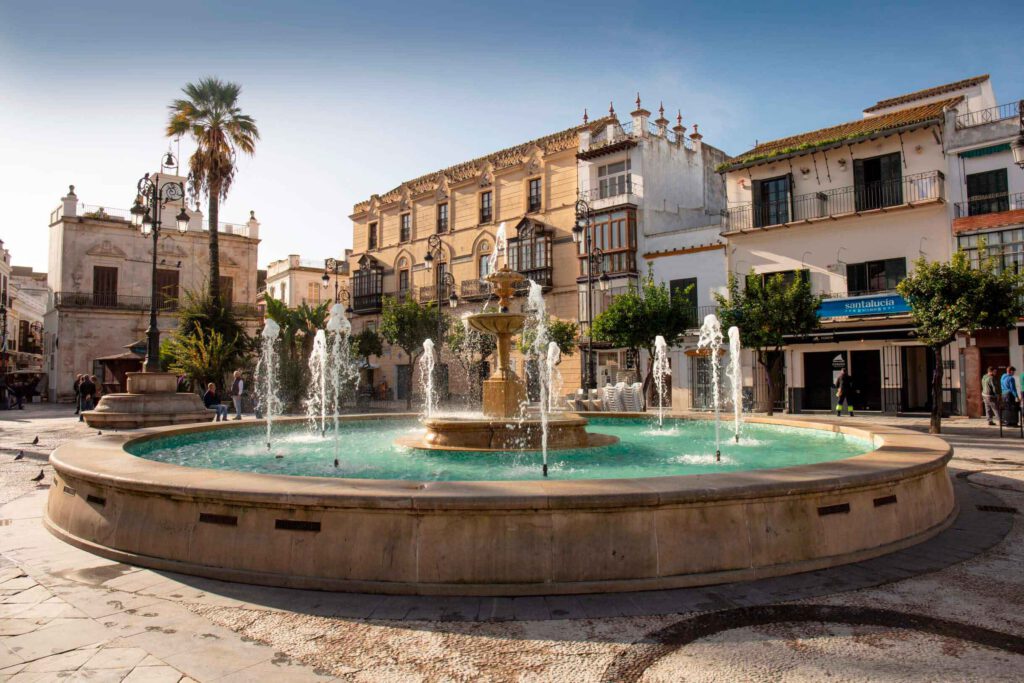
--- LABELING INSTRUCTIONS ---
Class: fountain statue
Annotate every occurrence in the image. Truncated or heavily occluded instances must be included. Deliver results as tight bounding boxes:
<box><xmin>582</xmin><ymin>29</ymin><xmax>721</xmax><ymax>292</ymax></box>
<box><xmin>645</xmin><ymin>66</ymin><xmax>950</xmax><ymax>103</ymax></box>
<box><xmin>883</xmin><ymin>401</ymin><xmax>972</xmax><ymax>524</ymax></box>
<box><xmin>401</xmin><ymin>264</ymin><xmax>617</xmax><ymax>452</ymax></box>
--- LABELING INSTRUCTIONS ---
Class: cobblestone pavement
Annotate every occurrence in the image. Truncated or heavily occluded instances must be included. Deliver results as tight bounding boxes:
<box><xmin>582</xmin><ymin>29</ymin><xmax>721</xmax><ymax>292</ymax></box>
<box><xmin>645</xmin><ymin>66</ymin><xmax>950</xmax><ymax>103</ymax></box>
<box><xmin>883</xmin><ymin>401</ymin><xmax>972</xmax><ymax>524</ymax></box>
<box><xmin>1</xmin><ymin>404</ymin><xmax>1022</xmax><ymax>681</ymax></box>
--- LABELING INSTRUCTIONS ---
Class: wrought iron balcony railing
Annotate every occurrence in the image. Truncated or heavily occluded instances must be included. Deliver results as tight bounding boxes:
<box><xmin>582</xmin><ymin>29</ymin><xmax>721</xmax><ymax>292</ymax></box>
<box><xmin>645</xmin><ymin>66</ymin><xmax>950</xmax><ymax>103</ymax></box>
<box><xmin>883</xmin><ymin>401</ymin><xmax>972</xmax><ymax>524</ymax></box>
<box><xmin>353</xmin><ymin>292</ymin><xmax>384</xmax><ymax>313</ymax></box>
<box><xmin>580</xmin><ymin>178</ymin><xmax>644</xmax><ymax>203</ymax></box>
<box><xmin>955</xmin><ymin>101</ymin><xmax>1022</xmax><ymax>129</ymax></box>
<box><xmin>954</xmin><ymin>191</ymin><xmax>1024</xmax><ymax>219</ymax></box>
<box><xmin>514</xmin><ymin>266</ymin><xmax>553</xmax><ymax>293</ymax></box>
<box><xmin>417</xmin><ymin>284</ymin><xmax>454</xmax><ymax>304</ymax></box>
<box><xmin>460</xmin><ymin>280</ymin><xmax>491</xmax><ymax>300</ymax></box>
<box><xmin>54</xmin><ymin>292</ymin><xmax>153</xmax><ymax>311</ymax></box>
<box><xmin>725</xmin><ymin>171</ymin><xmax>945</xmax><ymax>231</ymax></box>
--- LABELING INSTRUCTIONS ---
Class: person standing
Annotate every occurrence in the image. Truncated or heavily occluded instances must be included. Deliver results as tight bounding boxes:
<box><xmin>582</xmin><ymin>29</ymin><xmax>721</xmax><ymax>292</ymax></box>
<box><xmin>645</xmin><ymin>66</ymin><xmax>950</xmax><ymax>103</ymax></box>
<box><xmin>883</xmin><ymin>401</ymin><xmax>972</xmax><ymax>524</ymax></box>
<box><xmin>981</xmin><ymin>366</ymin><xmax>1000</xmax><ymax>426</ymax></box>
<box><xmin>78</xmin><ymin>375</ymin><xmax>96</xmax><ymax>421</ymax></box>
<box><xmin>73</xmin><ymin>374</ymin><xmax>83</xmax><ymax>415</ymax></box>
<box><xmin>1001</xmin><ymin>366</ymin><xmax>1020</xmax><ymax>427</ymax></box>
<box><xmin>230</xmin><ymin>370</ymin><xmax>244</xmax><ymax>420</ymax></box>
<box><xmin>203</xmin><ymin>382</ymin><xmax>229</xmax><ymax>421</ymax></box>
<box><xmin>834</xmin><ymin>368</ymin><xmax>854</xmax><ymax>417</ymax></box>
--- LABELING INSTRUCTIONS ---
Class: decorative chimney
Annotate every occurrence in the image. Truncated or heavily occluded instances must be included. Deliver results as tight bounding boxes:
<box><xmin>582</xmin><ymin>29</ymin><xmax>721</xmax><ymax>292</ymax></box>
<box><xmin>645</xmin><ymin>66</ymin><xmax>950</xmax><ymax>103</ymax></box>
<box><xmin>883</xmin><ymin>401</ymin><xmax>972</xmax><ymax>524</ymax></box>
<box><xmin>578</xmin><ymin>109</ymin><xmax>592</xmax><ymax>152</ymax></box>
<box><xmin>247</xmin><ymin>210</ymin><xmax>260</xmax><ymax>240</ymax></box>
<box><xmin>673</xmin><ymin>110</ymin><xmax>687</xmax><ymax>147</ymax></box>
<box><xmin>606</xmin><ymin>101</ymin><xmax>618</xmax><ymax>141</ymax></box>
<box><xmin>630</xmin><ymin>93</ymin><xmax>651</xmax><ymax>137</ymax></box>
<box><xmin>188</xmin><ymin>208</ymin><xmax>204</xmax><ymax>232</ymax></box>
<box><xmin>61</xmin><ymin>185</ymin><xmax>78</xmax><ymax>219</ymax></box>
<box><xmin>690</xmin><ymin>123</ymin><xmax>703</xmax><ymax>152</ymax></box>
<box><xmin>653</xmin><ymin>101</ymin><xmax>669</xmax><ymax>137</ymax></box>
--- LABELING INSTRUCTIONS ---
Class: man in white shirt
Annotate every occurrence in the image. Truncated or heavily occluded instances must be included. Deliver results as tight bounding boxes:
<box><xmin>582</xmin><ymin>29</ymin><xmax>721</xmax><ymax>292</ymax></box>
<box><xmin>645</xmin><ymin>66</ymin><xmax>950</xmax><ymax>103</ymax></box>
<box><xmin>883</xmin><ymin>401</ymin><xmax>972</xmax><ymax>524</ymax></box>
<box><xmin>230</xmin><ymin>370</ymin><xmax>244</xmax><ymax>420</ymax></box>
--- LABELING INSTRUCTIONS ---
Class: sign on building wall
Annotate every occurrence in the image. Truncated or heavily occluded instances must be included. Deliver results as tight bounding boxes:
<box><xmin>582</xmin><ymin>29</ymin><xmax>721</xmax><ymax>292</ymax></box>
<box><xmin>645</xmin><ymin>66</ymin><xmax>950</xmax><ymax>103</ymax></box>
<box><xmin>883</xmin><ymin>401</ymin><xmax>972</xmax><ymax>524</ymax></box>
<box><xmin>817</xmin><ymin>293</ymin><xmax>911</xmax><ymax>319</ymax></box>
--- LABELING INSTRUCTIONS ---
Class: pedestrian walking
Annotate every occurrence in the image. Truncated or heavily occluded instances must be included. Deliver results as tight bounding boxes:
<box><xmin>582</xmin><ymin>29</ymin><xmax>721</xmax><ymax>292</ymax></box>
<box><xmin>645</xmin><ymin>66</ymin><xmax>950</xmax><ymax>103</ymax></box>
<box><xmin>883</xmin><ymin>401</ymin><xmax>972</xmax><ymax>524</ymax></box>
<box><xmin>834</xmin><ymin>368</ymin><xmax>854</xmax><ymax>417</ymax></box>
<box><xmin>78</xmin><ymin>375</ymin><xmax>96</xmax><ymax>421</ymax></box>
<box><xmin>73</xmin><ymin>374</ymin><xmax>83</xmax><ymax>415</ymax></box>
<box><xmin>203</xmin><ymin>382</ymin><xmax>229</xmax><ymax>421</ymax></box>
<box><xmin>1001</xmin><ymin>366</ymin><xmax>1020</xmax><ymax>427</ymax></box>
<box><xmin>981</xmin><ymin>366</ymin><xmax>1000</xmax><ymax>426</ymax></box>
<box><xmin>230</xmin><ymin>370</ymin><xmax>244</xmax><ymax>420</ymax></box>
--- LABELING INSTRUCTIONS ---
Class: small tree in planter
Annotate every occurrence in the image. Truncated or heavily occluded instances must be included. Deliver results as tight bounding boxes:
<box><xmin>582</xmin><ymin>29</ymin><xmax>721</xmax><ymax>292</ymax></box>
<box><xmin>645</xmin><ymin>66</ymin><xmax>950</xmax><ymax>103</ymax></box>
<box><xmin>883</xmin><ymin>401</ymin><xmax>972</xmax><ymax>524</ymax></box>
<box><xmin>898</xmin><ymin>252</ymin><xmax>1024</xmax><ymax>434</ymax></box>
<box><xmin>715</xmin><ymin>272</ymin><xmax>821</xmax><ymax>416</ymax></box>
<box><xmin>379</xmin><ymin>294</ymin><xmax>447</xmax><ymax>410</ymax></box>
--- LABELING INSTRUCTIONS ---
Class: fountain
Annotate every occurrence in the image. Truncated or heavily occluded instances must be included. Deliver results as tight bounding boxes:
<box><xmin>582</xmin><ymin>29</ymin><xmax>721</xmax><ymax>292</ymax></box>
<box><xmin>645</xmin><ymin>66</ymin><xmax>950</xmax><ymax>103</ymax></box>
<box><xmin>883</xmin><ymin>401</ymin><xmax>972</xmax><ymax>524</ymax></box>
<box><xmin>697</xmin><ymin>314</ymin><xmax>724</xmax><ymax>461</ymax></box>
<box><xmin>653</xmin><ymin>335</ymin><xmax>670</xmax><ymax>428</ymax></box>
<box><xmin>403</xmin><ymin>264</ymin><xmax>616</xmax><ymax>451</ymax></box>
<box><xmin>326</xmin><ymin>303</ymin><xmax>356</xmax><ymax>436</ymax></box>
<box><xmin>420</xmin><ymin>339</ymin><xmax>437</xmax><ymax>418</ymax></box>
<box><xmin>306</xmin><ymin>330</ymin><xmax>329</xmax><ymax>435</ymax></box>
<box><xmin>727</xmin><ymin>326</ymin><xmax>743</xmax><ymax>443</ymax></box>
<box><xmin>256</xmin><ymin>318</ymin><xmax>281</xmax><ymax>449</ymax></box>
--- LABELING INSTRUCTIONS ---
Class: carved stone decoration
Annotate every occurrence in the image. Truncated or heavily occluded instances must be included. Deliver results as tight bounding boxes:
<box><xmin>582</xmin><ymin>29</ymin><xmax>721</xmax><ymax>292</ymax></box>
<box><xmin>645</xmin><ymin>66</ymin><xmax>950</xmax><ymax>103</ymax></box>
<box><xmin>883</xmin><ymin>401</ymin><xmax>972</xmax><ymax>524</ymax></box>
<box><xmin>157</xmin><ymin>239</ymin><xmax>188</xmax><ymax>258</ymax></box>
<box><xmin>398</xmin><ymin>185</ymin><xmax>411</xmax><ymax>211</ymax></box>
<box><xmin>85</xmin><ymin>240</ymin><xmax>128</xmax><ymax>259</ymax></box>
<box><xmin>435</xmin><ymin>174</ymin><xmax>450</xmax><ymax>201</ymax></box>
<box><xmin>478</xmin><ymin>162</ymin><xmax>494</xmax><ymax>187</ymax></box>
<box><xmin>523</xmin><ymin>146</ymin><xmax>544</xmax><ymax>175</ymax></box>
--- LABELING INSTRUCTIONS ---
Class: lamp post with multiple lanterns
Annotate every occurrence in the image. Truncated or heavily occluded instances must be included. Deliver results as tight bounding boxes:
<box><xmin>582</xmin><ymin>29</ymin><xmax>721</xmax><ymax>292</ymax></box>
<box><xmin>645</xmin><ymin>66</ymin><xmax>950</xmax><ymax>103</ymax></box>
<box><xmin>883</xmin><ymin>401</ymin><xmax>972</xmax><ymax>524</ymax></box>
<box><xmin>322</xmin><ymin>258</ymin><xmax>354</xmax><ymax>314</ymax></box>
<box><xmin>129</xmin><ymin>154</ymin><xmax>190</xmax><ymax>373</ymax></box>
<box><xmin>572</xmin><ymin>197</ymin><xmax>610</xmax><ymax>390</ymax></box>
<box><xmin>423</xmin><ymin>234</ymin><xmax>459</xmax><ymax>343</ymax></box>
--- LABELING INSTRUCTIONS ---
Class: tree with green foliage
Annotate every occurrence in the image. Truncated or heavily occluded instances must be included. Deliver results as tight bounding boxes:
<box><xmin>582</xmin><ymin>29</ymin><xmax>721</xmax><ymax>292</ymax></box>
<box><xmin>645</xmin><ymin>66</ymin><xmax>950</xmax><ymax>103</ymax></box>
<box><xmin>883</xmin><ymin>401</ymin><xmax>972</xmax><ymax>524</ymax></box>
<box><xmin>715</xmin><ymin>272</ymin><xmax>822</xmax><ymax>416</ymax></box>
<box><xmin>591</xmin><ymin>272</ymin><xmax>690</xmax><ymax>400</ymax></box>
<box><xmin>161</xmin><ymin>289</ymin><xmax>250</xmax><ymax>391</ymax></box>
<box><xmin>517</xmin><ymin>317</ymin><xmax>578</xmax><ymax>358</ymax></box>
<box><xmin>898</xmin><ymin>252</ymin><xmax>1024</xmax><ymax>434</ymax></box>
<box><xmin>448</xmin><ymin>318</ymin><xmax>497</xmax><ymax>402</ymax></box>
<box><xmin>351</xmin><ymin>327</ymin><xmax>383</xmax><ymax>367</ymax></box>
<box><xmin>379</xmin><ymin>294</ymin><xmax>447</xmax><ymax>409</ymax></box>
<box><xmin>167</xmin><ymin>77</ymin><xmax>259</xmax><ymax>305</ymax></box>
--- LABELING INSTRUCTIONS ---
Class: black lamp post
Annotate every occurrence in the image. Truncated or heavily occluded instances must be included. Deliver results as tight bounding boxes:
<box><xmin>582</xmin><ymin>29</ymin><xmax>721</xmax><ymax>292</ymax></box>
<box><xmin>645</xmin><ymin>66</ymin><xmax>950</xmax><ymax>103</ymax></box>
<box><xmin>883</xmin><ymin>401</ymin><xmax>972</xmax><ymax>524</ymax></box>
<box><xmin>0</xmin><ymin>301</ymin><xmax>7</xmax><ymax>378</ymax></box>
<box><xmin>1012</xmin><ymin>99</ymin><xmax>1024</xmax><ymax>169</ymax></box>
<box><xmin>129</xmin><ymin>154</ymin><xmax>189</xmax><ymax>373</ymax></box>
<box><xmin>423</xmin><ymin>235</ymin><xmax>459</xmax><ymax>342</ymax></box>
<box><xmin>322</xmin><ymin>258</ymin><xmax>354</xmax><ymax>314</ymax></box>
<box><xmin>572</xmin><ymin>198</ymin><xmax>611</xmax><ymax>390</ymax></box>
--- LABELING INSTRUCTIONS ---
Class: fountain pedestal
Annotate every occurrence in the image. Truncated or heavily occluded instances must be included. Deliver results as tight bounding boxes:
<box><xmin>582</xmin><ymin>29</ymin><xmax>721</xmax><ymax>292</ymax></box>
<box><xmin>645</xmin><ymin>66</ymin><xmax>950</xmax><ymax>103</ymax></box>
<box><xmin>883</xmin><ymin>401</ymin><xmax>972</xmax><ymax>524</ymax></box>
<box><xmin>83</xmin><ymin>371</ymin><xmax>214</xmax><ymax>429</ymax></box>
<box><xmin>405</xmin><ymin>266</ymin><xmax>616</xmax><ymax>452</ymax></box>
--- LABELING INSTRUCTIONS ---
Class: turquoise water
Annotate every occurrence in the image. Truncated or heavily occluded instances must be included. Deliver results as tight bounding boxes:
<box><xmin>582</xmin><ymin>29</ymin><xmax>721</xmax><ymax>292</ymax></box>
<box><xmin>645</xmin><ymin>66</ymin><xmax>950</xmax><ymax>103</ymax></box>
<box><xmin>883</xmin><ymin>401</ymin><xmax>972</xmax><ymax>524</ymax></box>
<box><xmin>126</xmin><ymin>418</ymin><xmax>874</xmax><ymax>482</ymax></box>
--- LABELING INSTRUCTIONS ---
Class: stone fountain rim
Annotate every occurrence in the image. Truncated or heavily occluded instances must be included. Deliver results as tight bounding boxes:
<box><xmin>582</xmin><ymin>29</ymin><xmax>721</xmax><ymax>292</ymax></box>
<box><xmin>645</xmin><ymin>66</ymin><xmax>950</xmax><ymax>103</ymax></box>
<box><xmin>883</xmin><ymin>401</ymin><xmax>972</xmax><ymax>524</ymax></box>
<box><xmin>49</xmin><ymin>413</ymin><xmax>951</xmax><ymax>511</ymax></box>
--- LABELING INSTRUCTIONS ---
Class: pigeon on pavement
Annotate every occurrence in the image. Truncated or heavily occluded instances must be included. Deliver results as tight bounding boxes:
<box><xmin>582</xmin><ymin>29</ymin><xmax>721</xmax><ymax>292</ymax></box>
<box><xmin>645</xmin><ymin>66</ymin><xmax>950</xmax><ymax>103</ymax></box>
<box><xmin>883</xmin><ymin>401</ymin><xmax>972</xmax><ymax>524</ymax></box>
<box><xmin>31</xmin><ymin>470</ymin><xmax>44</xmax><ymax>482</ymax></box>
<box><xmin>31</xmin><ymin>436</ymin><xmax>39</xmax><ymax>446</ymax></box>
<box><xmin>14</xmin><ymin>451</ymin><xmax>23</xmax><ymax>461</ymax></box>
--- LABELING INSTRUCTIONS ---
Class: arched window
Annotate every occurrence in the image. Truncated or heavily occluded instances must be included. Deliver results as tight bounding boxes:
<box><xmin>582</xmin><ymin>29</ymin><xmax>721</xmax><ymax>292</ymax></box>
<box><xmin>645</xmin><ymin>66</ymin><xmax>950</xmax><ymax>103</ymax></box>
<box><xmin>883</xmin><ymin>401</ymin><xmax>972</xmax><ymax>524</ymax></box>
<box><xmin>478</xmin><ymin>240</ymin><xmax>491</xmax><ymax>279</ymax></box>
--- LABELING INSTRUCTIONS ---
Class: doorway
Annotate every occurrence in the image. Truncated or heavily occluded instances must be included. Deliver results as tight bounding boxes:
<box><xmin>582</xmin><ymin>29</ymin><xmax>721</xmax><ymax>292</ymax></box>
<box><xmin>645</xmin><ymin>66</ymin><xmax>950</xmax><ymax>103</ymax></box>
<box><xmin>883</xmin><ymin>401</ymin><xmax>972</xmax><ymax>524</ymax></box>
<box><xmin>803</xmin><ymin>351</ymin><xmax>846</xmax><ymax>410</ymax></box>
<box><xmin>851</xmin><ymin>350</ymin><xmax>882</xmax><ymax>411</ymax></box>
<box><xmin>901</xmin><ymin>346</ymin><xmax>932</xmax><ymax>412</ymax></box>
<box><xmin>396</xmin><ymin>365</ymin><xmax>412</xmax><ymax>402</ymax></box>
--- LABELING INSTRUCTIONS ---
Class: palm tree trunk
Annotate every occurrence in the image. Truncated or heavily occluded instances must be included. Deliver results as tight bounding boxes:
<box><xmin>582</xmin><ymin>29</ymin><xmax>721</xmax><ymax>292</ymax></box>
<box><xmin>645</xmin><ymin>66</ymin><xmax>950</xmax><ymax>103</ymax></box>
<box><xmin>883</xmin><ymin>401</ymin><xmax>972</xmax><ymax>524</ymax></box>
<box><xmin>208</xmin><ymin>188</ymin><xmax>221</xmax><ymax>306</ymax></box>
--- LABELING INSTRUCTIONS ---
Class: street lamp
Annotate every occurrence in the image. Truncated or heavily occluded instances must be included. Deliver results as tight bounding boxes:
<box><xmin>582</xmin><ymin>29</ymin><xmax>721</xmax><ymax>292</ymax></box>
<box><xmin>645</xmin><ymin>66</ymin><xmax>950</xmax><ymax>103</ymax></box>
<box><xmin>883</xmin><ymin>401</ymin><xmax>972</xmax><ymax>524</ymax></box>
<box><xmin>574</xmin><ymin>196</ymin><xmax>608</xmax><ymax>390</ymax></box>
<box><xmin>131</xmin><ymin>158</ymin><xmax>190</xmax><ymax>373</ymax></box>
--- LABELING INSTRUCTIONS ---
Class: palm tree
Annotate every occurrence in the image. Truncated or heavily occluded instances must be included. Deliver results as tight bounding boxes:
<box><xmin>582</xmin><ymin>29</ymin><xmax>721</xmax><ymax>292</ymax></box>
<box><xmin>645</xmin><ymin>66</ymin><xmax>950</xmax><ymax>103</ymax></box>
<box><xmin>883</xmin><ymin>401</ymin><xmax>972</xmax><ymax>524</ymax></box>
<box><xmin>167</xmin><ymin>78</ymin><xmax>259</xmax><ymax>307</ymax></box>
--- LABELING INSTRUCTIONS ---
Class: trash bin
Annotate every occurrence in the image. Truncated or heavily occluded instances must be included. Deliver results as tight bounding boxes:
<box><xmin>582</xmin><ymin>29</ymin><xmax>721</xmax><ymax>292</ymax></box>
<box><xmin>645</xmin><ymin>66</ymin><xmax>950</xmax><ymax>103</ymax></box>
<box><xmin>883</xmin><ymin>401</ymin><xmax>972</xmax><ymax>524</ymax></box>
<box><xmin>1001</xmin><ymin>398</ymin><xmax>1019</xmax><ymax>427</ymax></box>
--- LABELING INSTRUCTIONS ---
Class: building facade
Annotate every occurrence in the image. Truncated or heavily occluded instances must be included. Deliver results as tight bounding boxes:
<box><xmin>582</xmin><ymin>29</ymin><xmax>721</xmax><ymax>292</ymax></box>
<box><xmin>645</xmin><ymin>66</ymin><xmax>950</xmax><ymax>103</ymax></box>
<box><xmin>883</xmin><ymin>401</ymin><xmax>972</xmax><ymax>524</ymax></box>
<box><xmin>44</xmin><ymin>181</ymin><xmax>262</xmax><ymax>401</ymax></box>
<box><xmin>264</xmin><ymin>252</ymin><xmax>350</xmax><ymax>309</ymax></box>
<box><xmin>575</xmin><ymin>99</ymin><xmax>728</xmax><ymax>400</ymax></box>
<box><xmin>8</xmin><ymin>265</ymin><xmax>48</xmax><ymax>373</ymax></box>
<box><xmin>717</xmin><ymin>78</ymin><xmax>996</xmax><ymax>414</ymax></box>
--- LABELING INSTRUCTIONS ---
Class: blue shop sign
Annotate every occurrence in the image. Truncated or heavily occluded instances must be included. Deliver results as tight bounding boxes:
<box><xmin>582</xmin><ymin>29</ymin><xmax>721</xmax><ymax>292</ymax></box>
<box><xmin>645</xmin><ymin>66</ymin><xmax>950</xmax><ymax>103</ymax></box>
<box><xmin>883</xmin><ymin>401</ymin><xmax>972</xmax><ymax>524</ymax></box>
<box><xmin>817</xmin><ymin>293</ymin><xmax>911</xmax><ymax>318</ymax></box>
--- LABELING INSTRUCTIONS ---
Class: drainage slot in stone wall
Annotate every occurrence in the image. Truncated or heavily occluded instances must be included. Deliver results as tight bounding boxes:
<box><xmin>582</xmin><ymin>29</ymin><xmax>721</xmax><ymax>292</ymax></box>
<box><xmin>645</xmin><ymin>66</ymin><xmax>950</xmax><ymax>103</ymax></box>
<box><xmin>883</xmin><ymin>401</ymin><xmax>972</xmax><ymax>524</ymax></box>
<box><xmin>199</xmin><ymin>513</ymin><xmax>238</xmax><ymax>526</ymax></box>
<box><xmin>86</xmin><ymin>494</ymin><xmax>106</xmax><ymax>507</ymax></box>
<box><xmin>873</xmin><ymin>494</ymin><xmax>898</xmax><ymax>507</ymax></box>
<box><xmin>275</xmin><ymin>519</ymin><xmax>321</xmax><ymax>532</ymax></box>
<box><xmin>817</xmin><ymin>503</ymin><xmax>850</xmax><ymax>516</ymax></box>
<box><xmin>63</xmin><ymin>485</ymin><xmax>77</xmax><ymax>496</ymax></box>
<box><xmin>977</xmin><ymin>504</ymin><xmax>1018</xmax><ymax>514</ymax></box>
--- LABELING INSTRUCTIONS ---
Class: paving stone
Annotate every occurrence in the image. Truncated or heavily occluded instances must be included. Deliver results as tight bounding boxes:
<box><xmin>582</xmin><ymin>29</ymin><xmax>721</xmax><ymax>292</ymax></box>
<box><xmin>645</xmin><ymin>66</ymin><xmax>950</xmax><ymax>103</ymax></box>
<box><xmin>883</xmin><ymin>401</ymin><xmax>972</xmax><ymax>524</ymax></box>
<box><xmin>5</xmin><ymin>618</ymin><xmax>110</xmax><ymax>662</ymax></box>
<box><xmin>81</xmin><ymin>647</ymin><xmax>150</xmax><ymax>670</ymax></box>
<box><xmin>162</xmin><ymin>641</ymin><xmax>271</xmax><ymax>681</ymax></box>
<box><xmin>22</xmin><ymin>648</ymin><xmax>96</xmax><ymax>672</ymax></box>
<box><xmin>120</xmin><ymin>664</ymin><xmax>183</xmax><ymax>683</ymax></box>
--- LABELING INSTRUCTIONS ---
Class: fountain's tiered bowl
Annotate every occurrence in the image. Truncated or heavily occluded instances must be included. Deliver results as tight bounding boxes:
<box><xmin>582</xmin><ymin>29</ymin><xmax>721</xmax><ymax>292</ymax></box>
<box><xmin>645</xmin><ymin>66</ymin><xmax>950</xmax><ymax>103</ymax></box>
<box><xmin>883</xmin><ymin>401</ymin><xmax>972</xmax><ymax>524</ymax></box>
<box><xmin>404</xmin><ymin>264</ymin><xmax>617</xmax><ymax>451</ymax></box>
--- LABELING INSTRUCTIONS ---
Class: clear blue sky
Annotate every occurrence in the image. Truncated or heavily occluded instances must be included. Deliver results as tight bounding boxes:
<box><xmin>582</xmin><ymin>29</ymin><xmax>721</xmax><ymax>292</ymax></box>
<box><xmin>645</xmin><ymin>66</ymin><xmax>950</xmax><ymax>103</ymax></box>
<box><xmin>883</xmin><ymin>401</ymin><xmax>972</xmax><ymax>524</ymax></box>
<box><xmin>2</xmin><ymin>0</ymin><xmax>1022</xmax><ymax>271</ymax></box>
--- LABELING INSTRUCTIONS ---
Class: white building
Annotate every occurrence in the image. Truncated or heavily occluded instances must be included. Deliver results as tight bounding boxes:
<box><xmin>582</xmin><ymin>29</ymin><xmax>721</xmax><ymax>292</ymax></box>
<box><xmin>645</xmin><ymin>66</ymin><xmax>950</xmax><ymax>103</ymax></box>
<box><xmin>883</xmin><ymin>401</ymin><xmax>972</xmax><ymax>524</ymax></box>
<box><xmin>264</xmin><ymin>251</ymin><xmax>350</xmax><ymax>309</ymax></box>
<box><xmin>45</xmin><ymin>181</ymin><xmax>262</xmax><ymax>402</ymax></box>
<box><xmin>575</xmin><ymin>98</ymin><xmax>728</xmax><ymax>394</ymax></box>
<box><xmin>716</xmin><ymin>77</ymin><xmax>997</xmax><ymax>414</ymax></box>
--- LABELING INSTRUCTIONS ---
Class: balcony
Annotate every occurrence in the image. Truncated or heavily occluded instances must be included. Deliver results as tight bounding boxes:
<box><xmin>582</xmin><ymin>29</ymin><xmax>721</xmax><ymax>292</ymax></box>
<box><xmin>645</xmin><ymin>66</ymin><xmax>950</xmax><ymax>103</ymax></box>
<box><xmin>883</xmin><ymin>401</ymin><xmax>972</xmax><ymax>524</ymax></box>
<box><xmin>581</xmin><ymin>178</ymin><xmax>644</xmax><ymax>209</ymax></box>
<box><xmin>953</xmin><ymin>192</ymin><xmax>1024</xmax><ymax>235</ymax></box>
<box><xmin>725</xmin><ymin>171</ymin><xmax>945</xmax><ymax>233</ymax></box>
<box><xmin>955</xmin><ymin>101</ymin><xmax>1021</xmax><ymax>129</ymax></box>
<box><xmin>54</xmin><ymin>292</ymin><xmax>153</xmax><ymax>312</ymax></box>
<box><xmin>417</xmin><ymin>284</ymin><xmax>454</xmax><ymax>304</ymax></box>
<box><xmin>514</xmin><ymin>266</ymin><xmax>553</xmax><ymax>293</ymax></box>
<box><xmin>461</xmin><ymin>280</ymin><xmax>491</xmax><ymax>300</ymax></box>
<box><xmin>353</xmin><ymin>292</ymin><xmax>384</xmax><ymax>314</ymax></box>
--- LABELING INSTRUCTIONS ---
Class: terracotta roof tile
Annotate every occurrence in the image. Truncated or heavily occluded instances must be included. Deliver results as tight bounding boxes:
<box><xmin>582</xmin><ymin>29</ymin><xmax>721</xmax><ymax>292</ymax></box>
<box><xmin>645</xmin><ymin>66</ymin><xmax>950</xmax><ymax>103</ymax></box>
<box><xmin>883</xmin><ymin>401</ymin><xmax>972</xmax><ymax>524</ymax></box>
<box><xmin>352</xmin><ymin>117</ymin><xmax>615</xmax><ymax>213</ymax></box>
<box><xmin>863</xmin><ymin>75</ymin><xmax>988</xmax><ymax>113</ymax></box>
<box><xmin>722</xmin><ymin>97</ymin><xmax>961</xmax><ymax>171</ymax></box>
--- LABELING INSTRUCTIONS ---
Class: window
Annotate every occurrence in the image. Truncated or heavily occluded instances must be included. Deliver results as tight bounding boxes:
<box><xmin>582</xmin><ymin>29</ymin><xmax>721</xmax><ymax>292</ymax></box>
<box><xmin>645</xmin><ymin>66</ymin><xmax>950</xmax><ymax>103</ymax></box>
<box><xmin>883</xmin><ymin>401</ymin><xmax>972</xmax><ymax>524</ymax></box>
<box><xmin>399</xmin><ymin>214</ymin><xmax>411</xmax><ymax>242</ymax></box>
<box><xmin>959</xmin><ymin>228</ymin><xmax>1024</xmax><ymax>274</ymax></box>
<box><xmin>480</xmin><ymin>191</ymin><xmax>493</xmax><ymax>223</ymax></box>
<box><xmin>598</xmin><ymin>159</ymin><xmax>632</xmax><ymax>198</ymax></box>
<box><xmin>751</xmin><ymin>269</ymin><xmax>809</xmax><ymax>290</ymax></box>
<box><xmin>854</xmin><ymin>152</ymin><xmax>903</xmax><ymax>211</ymax></box>
<box><xmin>219</xmin><ymin>276</ymin><xmax>234</xmax><ymax>305</ymax></box>
<box><xmin>398</xmin><ymin>268</ymin><xmax>410</xmax><ymax>297</ymax></box>
<box><xmin>527</xmin><ymin>178</ymin><xmax>542</xmax><ymax>213</ymax></box>
<box><xmin>435</xmin><ymin>261</ymin><xmax>449</xmax><ymax>297</ymax></box>
<box><xmin>965</xmin><ymin>169</ymin><xmax>1009</xmax><ymax>216</ymax></box>
<box><xmin>846</xmin><ymin>258</ymin><xmax>906</xmax><ymax>295</ymax></box>
<box><xmin>368</xmin><ymin>222</ymin><xmax>378</xmax><ymax>250</ymax></box>
<box><xmin>306</xmin><ymin>282</ymin><xmax>321</xmax><ymax>305</ymax></box>
<box><xmin>577</xmin><ymin>209</ymin><xmax>637</xmax><ymax>275</ymax></box>
<box><xmin>508</xmin><ymin>221</ymin><xmax>552</xmax><ymax>286</ymax></box>
<box><xmin>479</xmin><ymin>253</ymin><xmax>491</xmax><ymax>279</ymax></box>
<box><xmin>753</xmin><ymin>175</ymin><xmax>791</xmax><ymax>227</ymax></box>
<box><xmin>155</xmin><ymin>269</ymin><xmax>179</xmax><ymax>309</ymax></box>
<box><xmin>92</xmin><ymin>266</ymin><xmax>118</xmax><ymax>307</ymax></box>
<box><xmin>436</xmin><ymin>203</ymin><xmax>448</xmax><ymax>233</ymax></box>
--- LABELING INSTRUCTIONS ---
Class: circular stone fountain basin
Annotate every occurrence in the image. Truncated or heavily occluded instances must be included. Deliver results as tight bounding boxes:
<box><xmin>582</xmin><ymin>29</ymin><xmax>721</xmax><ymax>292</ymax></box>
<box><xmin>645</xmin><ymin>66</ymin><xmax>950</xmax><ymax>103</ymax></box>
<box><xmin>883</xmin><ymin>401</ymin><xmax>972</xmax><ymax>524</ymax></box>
<box><xmin>44</xmin><ymin>414</ymin><xmax>955</xmax><ymax>596</ymax></box>
<box><xmin>403</xmin><ymin>413</ymin><xmax>617</xmax><ymax>451</ymax></box>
